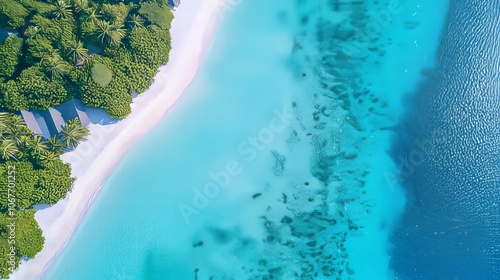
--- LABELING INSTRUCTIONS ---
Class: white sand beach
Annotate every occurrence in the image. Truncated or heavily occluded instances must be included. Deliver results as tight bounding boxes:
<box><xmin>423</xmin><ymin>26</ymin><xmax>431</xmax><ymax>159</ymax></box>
<box><xmin>10</xmin><ymin>0</ymin><xmax>229</xmax><ymax>279</ymax></box>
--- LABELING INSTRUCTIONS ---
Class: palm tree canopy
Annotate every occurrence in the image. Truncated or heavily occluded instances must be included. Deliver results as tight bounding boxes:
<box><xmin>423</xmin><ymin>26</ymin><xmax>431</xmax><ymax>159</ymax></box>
<box><xmin>73</xmin><ymin>0</ymin><xmax>89</xmax><ymax>13</ymax></box>
<box><xmin>26</xmin><ymin>136</ymin><xmax>49</xmax><ymax>155</ymax></box>
<box><xmin>53</xmin><ymin>0</ymin><xmax>73</xmax><ymax>19</ymax></box>
<box><xmin>65</xmin><ymin>40</ymin><xmax>89</xmax><ymax>63</ymax></box>
<box><xmin>0</xmin><ymin>139</ymin><xmax>20</xmax><ymax>161</ymax></box>
<box><xmin>0</xmin><ymin>112</ymin><xmax>10</xmax><ymax>131</ymax></box>
<box><xmin>41</xmin><ymin>53</ymin><xmax>71</xmax><ymax>79</ymax></box>
<box><xmin>127</xmin><ymin>14</ymin><xmax>144</xmax><ymax>29</ymax></box>
<box><xmin>58</xmin><ymin>118</ymin><xmax>89</xmax><ymax>149</ymax></box>
<box><xmin>47</xmin><ymin>135</ymin><xmax>62</xmax><ymax>150</ymax></box>
<box><xmin>40</xmin><ymin>151</ymin><xmax>59</xmax><ymax>163</ymax></box>
<box><xmin>92</xmin><ymin>20</ymin><xmax>125</xmax><ymax>47</ymax></box>
<box><xmin>84</xmin><ymin>7</ymin><xmax>102</xmax><ymax>25</ymax></box>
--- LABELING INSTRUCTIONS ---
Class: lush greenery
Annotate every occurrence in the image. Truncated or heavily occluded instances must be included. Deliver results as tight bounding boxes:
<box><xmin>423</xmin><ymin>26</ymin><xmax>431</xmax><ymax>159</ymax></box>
<box><xmin>0</xmin><ymin>0</ymin><xmax>173</xmax><ymax>276</ymax></box>
<box><xmin>0</xmin><ymin>0</ymin><xmax>174</xmax><ymax>118</ymax></box>
<box><xmin>0</xmin><ymin>113</ymin><xmax>88</xmax><ymax>277</ymax></box>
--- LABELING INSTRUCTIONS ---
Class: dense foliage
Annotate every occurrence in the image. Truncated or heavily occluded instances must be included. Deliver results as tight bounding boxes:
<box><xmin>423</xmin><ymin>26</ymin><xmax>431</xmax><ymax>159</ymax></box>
<box><xmin>0</xmin><ymin>36</ymin><xmax>22</xmax><ymax>81</ymax></box>
<box><xmin>0</xmin><ymin>113</ymin><xmax>88</xmax><ymax>277</ymax></box>
<box><xmin>0</xmin><ymin>0</ymin><xmax>173</xmax><ymax>118</ymax></box>
<box><xmin>0</xmin><ymin>0</ymin><xmax>174</xmax><ymax>276</ymax></box>
<box><xmin>0</xmin><ymin>209</ymin><xmax>44</xmax><ymax>276</ymax></box>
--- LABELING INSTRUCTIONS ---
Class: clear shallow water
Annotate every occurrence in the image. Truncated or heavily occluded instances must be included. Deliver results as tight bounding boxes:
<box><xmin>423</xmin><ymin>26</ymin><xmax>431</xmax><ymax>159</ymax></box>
<box><xmin>46</xmin><ymin>0</ymin><xmax>451</xmax><ymax>279</ymax></box>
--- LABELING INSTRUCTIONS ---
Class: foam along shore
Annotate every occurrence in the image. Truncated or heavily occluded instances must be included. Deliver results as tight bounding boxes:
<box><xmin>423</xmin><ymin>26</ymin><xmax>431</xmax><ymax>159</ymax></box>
<box><xmin>10</xmin><ymin>0</ymin><xmax>229</xmax><ymax>279</ymax></box>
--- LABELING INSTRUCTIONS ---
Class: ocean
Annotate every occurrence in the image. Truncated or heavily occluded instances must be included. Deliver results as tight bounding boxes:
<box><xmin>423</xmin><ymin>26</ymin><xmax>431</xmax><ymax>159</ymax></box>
<box><xmin>390</xmin><ymin>0</ymin><xmax>500</xmax><ymax>279</ymax></box>
<box><xmin>44</xmin><ymin>0</ymin><xmax>498</xmax><ymax>279</ymax></box>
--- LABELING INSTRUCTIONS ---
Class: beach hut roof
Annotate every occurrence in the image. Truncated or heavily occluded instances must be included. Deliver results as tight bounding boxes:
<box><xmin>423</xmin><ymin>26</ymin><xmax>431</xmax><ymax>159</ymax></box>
<box><xmin>34</xmin><ymin>111</ymin><xmax>52</xmax><ymax>139</ymax></box>
<box><xmin>72</xmin><ymin>99</ymin><xmax>90</xmax><ymax>127</ymax></box>
<box><xmin>55</xmin><ymin>98</ymin><xmax>90</xmax><ymax>127</ymax></box>
<box><xmin>18</xmin><ymin>98</ymin><xmax>91</xmax><ymax>139</ymax></box>
<box><xmin>42</xmin><ymin>108</ymin><xmax>65</xmax><ymax>137</ymax></box>
<box><xmin>20</xmin><ymin>110</ymin><xmax>51</xmax><ymax>139</ymax></box>
<box><xmin>20</xmin><ymin>110</ymin><xmax>42</xmax><ymax>136</ymax></box>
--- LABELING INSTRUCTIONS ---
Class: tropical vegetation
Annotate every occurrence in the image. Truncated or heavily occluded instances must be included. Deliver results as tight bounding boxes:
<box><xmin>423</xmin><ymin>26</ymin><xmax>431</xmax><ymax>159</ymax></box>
<box><xmin>0</xmin><ymin>0</ymin><xmax>174</xmax><ymax>118</ymax></box>
<box><xmin>0</xmin><ymin>0</ymin><xmax>174</xmax><ymax>276</ymax></box>
<box><xmin>0</xmin><ymin>113</ymin><xmax>88</xmax><ymax>277</ymax></box>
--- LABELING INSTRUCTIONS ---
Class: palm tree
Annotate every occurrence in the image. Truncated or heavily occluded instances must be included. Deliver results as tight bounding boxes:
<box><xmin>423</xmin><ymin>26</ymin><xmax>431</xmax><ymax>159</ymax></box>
<box><xmin>26</xmin><ymin>136</ymin><xmax>49</xmax><ymax>156</ymax></box>
<box><xmin>53</xmin><ymin>0</ymin><xmax>72</xmax><ymax>19</ymax></box>
<box><xmin>9</xmin><ymin>115</ymin><xmax>26</xmax><ymax>129</ymax></box>
<box><xmin>0</xmin><ymin>140</ymin><xmax>20</xmax><ymax>160</ymax></box>
<box><xmin>0</xmin><ymin>112</ymin><xmax>10</xmax><ymax>132</ymax></box>
<box><xmin>127</xmin><ymin>14</ymin><xmax>144</xmax><ymax>30</ymax></box>
<box><xmin>41</xmin><ymin>53</ymin><xmax>71</xmax><ymax>79</ymax></box>
<box><xmin>40</xmin><ymin>151</ymin><xmax>59</xmax><ymax>163</ymax></box>
<box><xmin>67</xmin><ymin>118</ymin><xmax>80</xmax><ymax>126</ymax></box>
<box><xmin>19</xmin><ymin>135</ymin><xmax>32</xmax><ymax>149</ymax></box>
<box><xmin>58</xmin><ymin>119</ymin><xmax>89</xmax><ymax>149</ymax></box>
<box><xmin>73</xmin><ymin>0</ymin><xmax>88</xmax><ymax>13</ymax></box>
<box><xmin>1</xmin><ymin>114</ymin><xmax>30</xmax><ymax>140</ymax></box>
<box><xmin>0</xmin><ymin>113</ymin><xmax>11</xmax><ymax>141</ymax></box>
<box><xmin>85</xmin><ymin>7</ymin><xmax>101</xmax><ymax>24</ymax></box>
<box><xmin>66</xmin><ymin>40</ymin><xmax>89</xmax><ymax>63</ymax></box>
<box><xmin>92</xmin><ymin>20</ymin><xmax>125</xmax><ymax>47</ymax></box>
<box><xmin>4</xmin><ymin>126</ymin><xmax>28</xmax><ymax>146</ymax></box>
<box><xmin>47</xmin><ymin>135</ymin><xmax>64</xmax><ymax>151</ymax></box>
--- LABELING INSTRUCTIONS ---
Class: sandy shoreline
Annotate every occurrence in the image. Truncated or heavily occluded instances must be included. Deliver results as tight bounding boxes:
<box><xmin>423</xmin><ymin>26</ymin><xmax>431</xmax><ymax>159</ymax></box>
<box><xmin>11</xmin><ymin>1</ymin><xmax>228</xmax><ymax>279</ymax></box>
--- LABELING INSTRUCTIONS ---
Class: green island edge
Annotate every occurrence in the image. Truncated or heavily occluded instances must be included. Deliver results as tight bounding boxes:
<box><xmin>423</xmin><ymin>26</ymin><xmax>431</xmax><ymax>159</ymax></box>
<box><xmin>0</xmin><ymin>0</ymin><xmax>174</xmax><ymax>276</ymax></box>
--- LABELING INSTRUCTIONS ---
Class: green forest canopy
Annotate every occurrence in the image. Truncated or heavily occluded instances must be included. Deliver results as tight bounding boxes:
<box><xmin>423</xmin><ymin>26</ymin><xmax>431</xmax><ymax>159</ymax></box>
<box><xmin>0</xmin><ymin>0</ymin><xmax>174</xmax><ymax>276</ymax></box>
<box><xmin>0</xmin><ymin>112</ymin><xmax>89</xmax><ymax>277</ymax></box>
<box><xmin>0</xmin><ymin>0</ymin><xmax>174</xmax><ymax>119</ymax></box>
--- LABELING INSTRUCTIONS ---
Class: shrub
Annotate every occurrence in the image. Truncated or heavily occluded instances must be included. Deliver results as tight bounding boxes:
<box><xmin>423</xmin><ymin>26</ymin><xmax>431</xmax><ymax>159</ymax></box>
<box><xmin>138</xmin><ymin>1</ymin><xmax>174</xmax><ymax>30</ymax></box>
<box><xmin>0</xmin><ymin>36</ymin><xmax>22</xmax><ymax>81</ymax></box>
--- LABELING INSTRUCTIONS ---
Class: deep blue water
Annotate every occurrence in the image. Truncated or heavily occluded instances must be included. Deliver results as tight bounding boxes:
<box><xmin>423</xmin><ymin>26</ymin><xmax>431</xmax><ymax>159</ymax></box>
<box><xmin>390</xmin><ymin>0</ymin><xmax>500</xmax><ymax>279</ymax></box>
<box><xmin>41</xmin><ymin>0</ymin><xmax>500</xmax><ymax>279</ymax></box>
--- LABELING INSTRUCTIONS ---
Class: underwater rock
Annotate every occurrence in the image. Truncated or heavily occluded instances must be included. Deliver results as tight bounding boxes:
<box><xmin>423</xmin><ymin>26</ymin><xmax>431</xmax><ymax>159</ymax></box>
<box><xmin>281</xmin><ymin>216</ymin><xmax>293</xmax><ymax>224</ymax></box>
<box><xmin>194</xmin><ymin>268</ymin><xmax>199</xmax><ymax>280</ymax></box>
<box><xmin>306</xmin><ymin>240</ymin><xmax>317</xmax><ymax>247</ymax></box>
<box><xmin>209</xmin><ymin>228</ymin><xmax>231</xmax><ymax>245</ymax></box>
<box><xmin>268</xmin><ymin>267</ymin><xmax>281</xmax><ymax>274</ymax></box>
<box><xmin>252</xmin><ymin>193</ymin><xmax>262</xmax><ymax>199</ymax></box>
<box><xmin>267</xmin><ymin>234</ymin><xmax>276</xmax><ymax>243</ymax></box>
<box><xmin>192</xmin><ymin>241</ymin><xmax>204</xmax><ymax>248</ymax></box>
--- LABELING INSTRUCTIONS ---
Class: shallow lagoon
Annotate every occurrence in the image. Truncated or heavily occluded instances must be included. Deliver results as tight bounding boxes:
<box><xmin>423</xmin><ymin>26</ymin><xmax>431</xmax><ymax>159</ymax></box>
<box><xmin>46</xmin><ymin>0</ymin><xmax>449</xmax><ymax>279</ymax></box>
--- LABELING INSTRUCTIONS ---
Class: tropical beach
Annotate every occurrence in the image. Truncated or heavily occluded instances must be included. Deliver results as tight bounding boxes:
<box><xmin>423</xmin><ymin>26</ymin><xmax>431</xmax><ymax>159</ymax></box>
<box><xmin>9</xmin><ymin>0</ymin><xmax>229</xmax><ymax>279</ymax></box>
<box><xmin>42</xmin><ymin>0</ymin><xmax>445</xmax><ymax>279</ymax></box>
<box><xmin>0</xmin><ymin>0</ymin><xmax>498</xmax><ymax>279</ymax></box>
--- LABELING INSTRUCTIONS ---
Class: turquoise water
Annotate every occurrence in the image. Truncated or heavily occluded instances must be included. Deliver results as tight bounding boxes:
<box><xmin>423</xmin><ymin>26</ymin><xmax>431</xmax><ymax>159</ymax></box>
<box><xmin>46</xmin><ymin>0</ymin><xmax>449</xmax><ymax>279</ymax></box>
